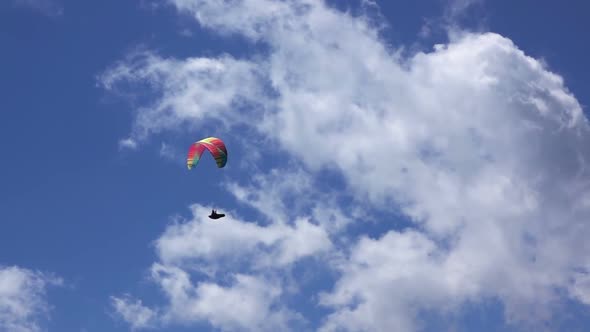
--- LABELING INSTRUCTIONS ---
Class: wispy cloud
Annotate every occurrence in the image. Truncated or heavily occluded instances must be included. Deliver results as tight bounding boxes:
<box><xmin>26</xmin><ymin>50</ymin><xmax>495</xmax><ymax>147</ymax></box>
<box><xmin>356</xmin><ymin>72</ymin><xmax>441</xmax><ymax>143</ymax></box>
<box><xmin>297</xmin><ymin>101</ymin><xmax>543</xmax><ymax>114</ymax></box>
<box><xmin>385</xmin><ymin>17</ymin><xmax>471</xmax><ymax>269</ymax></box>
<box><xmin>445</xmin><ymin>0</ymin><xmax>484</xmax><ymax>18</ymax></box>
<box><xmin>419</xmin><ymin>0</ymin><xmax>486</xmax><ymax>39</ymax></box>
<box><xmin>12</xmin><ymin>0</ymin><xmax>63</xmax><ymax>17</ymax></box>
<box><xmin>111</xmin><ymin>296</ymin><xmax>157</xmax><ymax>330</ymax></box>
<box><xmin>100</xmin><ymin>51</ymin><xmax>266</xmax><ymax>143</ymax></box>
<box><xmin>102</xmin><ymin>0</ymin><xmax>590</xmax><ymax>331</ymax></box>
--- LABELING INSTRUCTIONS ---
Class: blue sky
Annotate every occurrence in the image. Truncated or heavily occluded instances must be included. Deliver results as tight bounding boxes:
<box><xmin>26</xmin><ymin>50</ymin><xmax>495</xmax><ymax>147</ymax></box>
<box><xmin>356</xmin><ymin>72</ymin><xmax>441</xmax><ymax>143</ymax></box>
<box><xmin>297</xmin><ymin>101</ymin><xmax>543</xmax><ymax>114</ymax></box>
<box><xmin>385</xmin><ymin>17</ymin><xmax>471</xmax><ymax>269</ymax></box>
<box><xmin>1</xmin><ymin>0</ymin><xmax>590</xmax><ymax>331</ymax></box>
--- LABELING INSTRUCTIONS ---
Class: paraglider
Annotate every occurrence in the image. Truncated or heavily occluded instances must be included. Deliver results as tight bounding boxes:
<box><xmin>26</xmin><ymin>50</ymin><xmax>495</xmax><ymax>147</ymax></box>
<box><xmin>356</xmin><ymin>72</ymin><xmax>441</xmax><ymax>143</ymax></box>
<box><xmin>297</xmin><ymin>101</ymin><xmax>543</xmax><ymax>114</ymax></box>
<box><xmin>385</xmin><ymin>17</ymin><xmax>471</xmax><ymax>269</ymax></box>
<box><xmin>186</xmin><ymin>137</ymin><xmax>228</xmax><ymax>220</ymax></box>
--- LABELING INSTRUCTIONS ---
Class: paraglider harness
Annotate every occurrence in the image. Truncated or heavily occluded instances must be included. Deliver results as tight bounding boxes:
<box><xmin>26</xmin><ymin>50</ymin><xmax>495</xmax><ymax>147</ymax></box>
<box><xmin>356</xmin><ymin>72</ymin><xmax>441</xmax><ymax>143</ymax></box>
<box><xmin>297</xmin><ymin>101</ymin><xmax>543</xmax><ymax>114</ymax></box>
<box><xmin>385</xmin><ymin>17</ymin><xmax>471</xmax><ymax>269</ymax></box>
<box><xmin>208</xmin><ymin>209</ymin><xmax>225</xmax><ymax>220</ymax></box>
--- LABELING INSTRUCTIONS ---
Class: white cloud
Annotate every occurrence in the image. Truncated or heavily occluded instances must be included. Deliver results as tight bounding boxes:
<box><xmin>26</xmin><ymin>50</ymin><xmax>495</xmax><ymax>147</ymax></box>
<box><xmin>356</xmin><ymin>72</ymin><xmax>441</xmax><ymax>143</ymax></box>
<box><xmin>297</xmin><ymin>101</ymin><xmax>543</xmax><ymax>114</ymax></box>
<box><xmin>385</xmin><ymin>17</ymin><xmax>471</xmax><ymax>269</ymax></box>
<box><xmin>570</xmin><ymin>271</ymin><xmax>590</xmax><ymax>305</ymax></box>
<box><xmin>156</xmin><ymin>204</ymin><xmax>332</xmax><ymax>270</ymax></box>
<box><xmin>0</xmin><ymin>266</ymin><xmax>61</xmax><ymax>332</ymax></box>
<box><xmin>158</xmin><ymin>142</ymin><xmax>183</xmax><ymax>162</ymax></box>
<box><xmin>119</xmin><ymin>137</ymin><xmax>138</xmax><ymax>150</ymax></box>
<box><xmin>111</xmin><ymin>296</ymin><xmax>157</xmax><ymax>330</ymax></box>
<box><xmin>100</xmin><ymin>51</ymin><xmax>267</xmax><ymax>144</ymax></box>
<box><xmin>103</xmin><ymin>0</ymin><xmax>590</xmax><ymax>330</ymax></box>
<box><xmin>445</xmin><ymin>0</ymin><xmax>484</xmax><ymax>18</ymax></box>
<box><xmin>225</xmin><ymin>168</ymin><xmax>314</xmax><ymax>223</ymax></box>
<box><xmin>226</xmin><ymin>168</ymin><xmax>357</xmax><ymax>234</ymax></box>
<box><xmin>112</xmin><ymin>202</ymin><xmax>331</xmax><ymax>330</ymax></box>
<box><xmin>12</xmin><ymin>0</ymin><xmax>63</xmax><ymax>17</ymax></box>
<box><xmin>150</xmin><ymin>265</ymin><xmax>300</xmax><ymax>331</ymax></box>
<box><xmin>320</xmin><ymin>231</ymin><xmax>445</xmax><ymax>332</ymax></box>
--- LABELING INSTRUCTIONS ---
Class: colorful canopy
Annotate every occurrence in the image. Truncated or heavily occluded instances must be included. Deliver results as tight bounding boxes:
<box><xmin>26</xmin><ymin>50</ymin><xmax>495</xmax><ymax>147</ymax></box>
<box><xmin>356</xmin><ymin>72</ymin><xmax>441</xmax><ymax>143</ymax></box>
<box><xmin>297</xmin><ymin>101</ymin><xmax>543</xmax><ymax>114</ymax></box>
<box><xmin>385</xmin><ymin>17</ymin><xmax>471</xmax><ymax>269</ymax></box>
<box><xmin>186</xmin><ymin>137</ymin><xmax>228</xmax><ymax>169</ymax></box>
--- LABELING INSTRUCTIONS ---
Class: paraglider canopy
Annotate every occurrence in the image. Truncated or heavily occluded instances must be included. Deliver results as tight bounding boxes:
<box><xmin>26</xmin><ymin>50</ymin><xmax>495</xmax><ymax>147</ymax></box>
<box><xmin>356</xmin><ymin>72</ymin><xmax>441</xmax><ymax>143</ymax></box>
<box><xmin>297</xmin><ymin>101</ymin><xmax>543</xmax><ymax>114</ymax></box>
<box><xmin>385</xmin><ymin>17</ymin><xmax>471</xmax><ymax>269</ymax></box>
<box><xmin>186</xmin><ymin>137</ymin><xmax>227</xmax><ymax>170</ymax></box>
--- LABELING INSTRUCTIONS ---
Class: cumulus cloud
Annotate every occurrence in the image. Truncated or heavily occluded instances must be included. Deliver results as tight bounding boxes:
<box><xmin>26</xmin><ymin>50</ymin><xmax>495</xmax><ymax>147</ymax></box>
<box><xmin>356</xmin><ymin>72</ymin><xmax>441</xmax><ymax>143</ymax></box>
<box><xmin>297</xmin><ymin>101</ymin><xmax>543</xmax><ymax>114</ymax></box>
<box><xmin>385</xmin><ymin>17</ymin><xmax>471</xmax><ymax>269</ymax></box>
<box><xmin>112</xmin><ymin>203</ymin><xmax>331</xmax><ymax>331</ymax></box>
<box><xmin>156</xmin><ymin>204</ymin><xmax>332</xmax><ymax>270</ymax></box>
<box><xmin>0</xmin><ymin>266</ymin><xmax>61</xmax><ymax>332</ymax></box>
<box><xmin>320</xmin><ymin>231</ymin><xmax>445</xmax><ymax>332</ymax></box>
<box><xmin>103</xmin><ymin>0</ymin><xmax>590</xmax><ymax>330</ymax></box>
<box><xmin>149</xmin><ymin>265</ymin><xmax>299</xmax><ymax>331</ymax></box>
